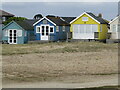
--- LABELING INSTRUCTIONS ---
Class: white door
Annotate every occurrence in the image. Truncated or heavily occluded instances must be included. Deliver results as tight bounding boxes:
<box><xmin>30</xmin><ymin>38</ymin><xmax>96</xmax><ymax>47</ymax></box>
<box><xmin>41</xmin><ymin>25</ymin><xmax>49</xmax><ymax>40</ymax></box>
<box><xmin>8</xmin><ymin>30</ymin><xmax>17</xmax><ymax>44</ymax></box>
<box><xmin>73</xmin><ymin>24</ymin><xmax>98</xmax><ymax>39</ymax></box>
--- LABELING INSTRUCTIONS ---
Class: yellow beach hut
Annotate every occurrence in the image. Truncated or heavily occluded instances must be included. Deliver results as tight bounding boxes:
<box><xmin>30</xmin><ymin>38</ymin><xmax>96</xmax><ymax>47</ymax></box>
<box><xmin>70</xmin><ymin>12</ymin><xmax>109</xmax><ymax>40</ymax></box>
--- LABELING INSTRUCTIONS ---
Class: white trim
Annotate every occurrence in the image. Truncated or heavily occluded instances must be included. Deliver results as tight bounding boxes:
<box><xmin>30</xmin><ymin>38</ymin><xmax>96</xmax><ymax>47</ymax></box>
<box><xmin>70</xmin><ymin>12</ymin><xmax>100</xmax><ymax>24</ymax></box>
<box><xmin>36</xmin><ymin>26</ymin><xmax>41</xmax><ymax>33</ymax></box>
<box><xmin>82</xmin><ymin>17</ymin><xmax>88</xmax><ymax>21</ymax></box>
<box><xmin>8</xmin><ymin>29</ymin><xmax>17</xmax><ymax>44</ymax></box>
<box><xmin>40</xmin><ymin>25</ymin><xmax>49</xmax><ymax>40</ymax></box>
<box><xmin>33</xmin><ymin>17</ymin><xmax>56</xmax><ymax>26</ymax></box>
<box><xmin>109</xmin><ymin>16</ymin><xmax>119</xmax><ymax>24</ymax></box>
<box><xmin>49</xmin><ymin>26</ymin><xmax>54</xmax><ymax>33</ymax></box>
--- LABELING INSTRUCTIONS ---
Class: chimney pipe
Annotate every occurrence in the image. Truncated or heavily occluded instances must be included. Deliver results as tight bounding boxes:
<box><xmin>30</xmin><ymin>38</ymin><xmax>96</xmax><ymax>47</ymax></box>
<box><xmin>98</xmin><ymin>13</ymin><xmax>102</xmax><ymax>18</ymax></box>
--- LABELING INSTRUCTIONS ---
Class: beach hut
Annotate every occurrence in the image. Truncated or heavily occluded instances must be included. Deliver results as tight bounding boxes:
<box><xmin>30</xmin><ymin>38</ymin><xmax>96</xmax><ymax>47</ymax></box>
<box><xmin>109</xmin><ymin>15</ymin><xmax>120</xmax><ymax>40</ymax></box>
<box><xmin>2</xmin><ymin>19</ymin><xmax>37</xmax><ymax>44</ymax></box>
<box><xmin>70</xmin><ymin>12</ymin><xmax>109</xmax><ymax>40</ymax></box>
<box><xmin>33</xmin><ymin>16</ymin><xmax>70</xmax><ymax>41</ymax></box>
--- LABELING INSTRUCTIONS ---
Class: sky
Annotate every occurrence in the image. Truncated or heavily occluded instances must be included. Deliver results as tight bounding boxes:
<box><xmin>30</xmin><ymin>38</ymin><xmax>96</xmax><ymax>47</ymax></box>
<box><xmin>1</xmin><ymin>2</ymin><xmax>119</xmax><ymax>21</ymax></box>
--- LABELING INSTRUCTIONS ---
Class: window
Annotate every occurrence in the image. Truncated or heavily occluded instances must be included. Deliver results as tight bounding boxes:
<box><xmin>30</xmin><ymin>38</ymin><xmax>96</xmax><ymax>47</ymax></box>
<box><xmin>43</xmin><ymin>20</ymin><xmax>47</xmax><ymax>24</ymax></box>
<box><xmin>79</xmin><ymin>25</ymin><xmax>84</xmax><ymax>33</ymax></box>
<box><xmin>62</xmin><ymin>26</ymin><xmax>65</xmax><ymax>32</ymax></box>
<box><xmin>42</xmin><ymin>26</ymin><xmax>44</xmax><ymax>35</ymax></box>
<box><xmin>94</xmin><ymin>32</ymin><xmax>99</xmax><ymax>38</ymax></box>
<box><xmin>82</xmin><ymin>17</ymin><xmax>88</xmax><ymax>21</ymax></box>
<box><xmin>86</xmin><ymin>25</ymin><xmax>92</xmax><ymax>33</ymax></box>
<box><xmin>118</xmin><ymin>24</ymin><xmax>120</xmax><ymax>32</ymax></box>
<box><xmin>73</xmin><ymin>25</ymin><xmax>78</xmax><ymax>33</ymax></box>
<box><xmin>112</xmin><ymin>25</ymin><xmax>117</xmax><ymax>32</ymax></box>
<box><xmin>46</xmin><ymin>26</ymin><xmax>49</xmax><ymax>35</ymax></box>
<box><xmin>56</xmin><ymin>26</ymin><xmax>59</xmax><ymax>32</ymax></box>
<box><xmin>92</xmin><ymin>25</ymin><xmax>98</xmax><ymax>33</ymax></box>
<box><xmin>36</xmin><ymin>26</ymin><xmax>41</xmax><ymax>33</ymax></box>
<box><xmin>50</xmin><ymin>26</ymin><xmax>54</xmax><ymax>33</ymax></box>
<box><xmin>17</xmin><ymin>30</ymin><xmax>22</xmax><ymax>37</ymax></box>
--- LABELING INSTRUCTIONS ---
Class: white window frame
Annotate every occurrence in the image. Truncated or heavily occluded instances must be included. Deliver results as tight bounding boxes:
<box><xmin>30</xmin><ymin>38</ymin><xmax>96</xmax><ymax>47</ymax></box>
<box><xmin>8</xmin><ymin>29</ymin><xmax>17</xmax><ymax>44</ymax></box>
<box><xmin>49</xmin><ymin>26</ymin><xmax>54</xmax><ymax>33</ymax></box>
<box><xmin>36</xmin><ymin>26</ymin><xmax>41</xmax><ymax>33</ymax></box>
<box><xmin>56</xmin><ymin>26</ymin><xmax>59</xmax><ymax>32</ymax></box>
<box><xmin>43</xmin><ymin>20</ymin><xmax>47</xmax><ymax>24</ymax></box>
<box><xmin>91</xmin><ymin>24</ymin><xmax>98</xmax><ymax>33</ymax></box>
<box><xmin>17</xmin><ymin>30</ymin><xmax>22</xmax><ymax>37</ymax></box>
<box><xmin>82</xmin><ymin>17</ymin><xmax>88</xmax><ymax>21</ymax></box>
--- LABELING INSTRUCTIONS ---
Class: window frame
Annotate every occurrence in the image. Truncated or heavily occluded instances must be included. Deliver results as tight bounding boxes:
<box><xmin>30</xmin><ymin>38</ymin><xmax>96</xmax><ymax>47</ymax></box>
<box><xmin>36</xmin><ymin>26</ymin><xmax>41</xmax><ymax>33</ymax></box>
<box><xmin>56</xmin><ymin>26</ymin><xmax>59</xmax><ymax>32</ymax></box>
<box><xmin>49</xmin><ymin>26</ymin><xmax>54</xmax><ymax>33</ymax></box>
<box><xmin>82</xmin><ymin>17</ymin><xmax>88</xmax><ymax>21</ymax></box>
<box><xmin>43</xmin><ymin>20</ymin><xmax>48</xmax><ymax>24</ymax></box>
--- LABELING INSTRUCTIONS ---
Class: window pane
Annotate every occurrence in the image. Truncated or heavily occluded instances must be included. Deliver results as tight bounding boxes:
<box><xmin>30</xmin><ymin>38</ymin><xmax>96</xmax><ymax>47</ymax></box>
<box><xmin>86</xmin><ymin>25</ymin><xmax>92</xmax><ymax>33</ymax></box>
<box><xmin>56</xmin><ymin>26</ymin><xmax>59</xmax><ymax>32</ymax></box>
<box><xmin>46</xmin><ymin>26</ymin><xmax>49</xmax><ymax>31</ymax></box>
<box><xmin>37</xmin><ymin>27</ymin><xmax>40</xmax><ymax>33</ymax></box>
<box><xmin>82</xmin><ymin>17</ymin><xmax>88</xmax><ymax>21</ymax></box>
<box><xmin>73</xmin><ymin>25</ymin><xmax>78</xmax><ymax>33</ymax></box>
<box><xmin>112</xmin><ymin>25</ymin><xmax>116</xmax><ymax>32</ymax></box>
<box><xmin>10</xmin><ymin>40</ymin><xmax>12</xmax><ymax>43</ymax></box>
<box><xmin>80</xmin><ymin>25</ymin><xmax>84</xmax><ymax>33</ymax></box>
<box><xmin>50</xmin><ymin>27</ymin><xmax>53</xmax><ymax>32</ymax></box>
<box><xmin>92</xmin><ymin>25</ymin><xmax>98</xmax><ymax>33</ymax></box>
<box><xmin>118</xmin><ymin>24</ymin><xmax>120</xmax><ymax>32</ymax></box>
<box><xmin>43</xmin><ymin>20</ymin><xmax>47</xmax><ymax>24</ymax></box>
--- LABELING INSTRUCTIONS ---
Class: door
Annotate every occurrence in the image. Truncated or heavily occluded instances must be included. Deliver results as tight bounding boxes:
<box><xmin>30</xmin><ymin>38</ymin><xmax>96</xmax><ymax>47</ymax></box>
<box><xmin>41</xmin><ymin>25</ymin><xmax>49</xmax><ymax>40</ymax></box>
<box><xmin>8</xmin><ymin>30</ymin><xmax>17</xmax><ymax>44</ymax></box>
<box><xmin>73</xmin><ymin>24</ymin><xmax>98</xmax><ymax>39</ymax></box>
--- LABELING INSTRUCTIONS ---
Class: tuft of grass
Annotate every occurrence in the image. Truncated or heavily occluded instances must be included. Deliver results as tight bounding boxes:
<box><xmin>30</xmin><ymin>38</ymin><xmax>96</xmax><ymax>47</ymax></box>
<box><xmin>2</xmin><ymin>42</ymin><xmax>118</xmax><ymax>55</ymax></box>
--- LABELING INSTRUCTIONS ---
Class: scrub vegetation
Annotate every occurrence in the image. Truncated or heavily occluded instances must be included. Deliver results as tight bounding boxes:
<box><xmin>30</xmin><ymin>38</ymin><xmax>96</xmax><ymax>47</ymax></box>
<box><xmin>2</xmin><ymin>42</ymin><xmax>118</xmax><ymax>55</ymax></box>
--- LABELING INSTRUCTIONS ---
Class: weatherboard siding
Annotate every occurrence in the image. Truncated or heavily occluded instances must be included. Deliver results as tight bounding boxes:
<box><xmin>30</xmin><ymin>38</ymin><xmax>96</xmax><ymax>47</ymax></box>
<box><xmin>99</xmin><ymin>24</ymin><xmax>108</xmax><ymax>40</ymax></box>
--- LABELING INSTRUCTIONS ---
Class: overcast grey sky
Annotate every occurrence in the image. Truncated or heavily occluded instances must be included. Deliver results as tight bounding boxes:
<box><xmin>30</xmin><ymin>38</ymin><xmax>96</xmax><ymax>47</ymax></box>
<box><xmin>2</xmin><ymin>2</ymin><xmax>118</xmax><ymax>21</ymax></box>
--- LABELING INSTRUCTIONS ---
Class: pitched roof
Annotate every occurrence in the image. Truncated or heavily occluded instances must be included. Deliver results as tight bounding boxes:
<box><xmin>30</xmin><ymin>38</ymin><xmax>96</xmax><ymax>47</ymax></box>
<box><xmin>61</xmin><ymin>17</ymin><xmax>76</xmax><ymax>23</ymax></box>
<box><xmin>15</xmin><ymin>19</ymin><xmax>38</xmax><ymax>30</ymax></box>
<box><xmin>24</xmin><ymin>19</ymin><xmax>39</xmax><ymax>26</ymax></box>
<box><xmin>86</xmin><ymin>12</ymin><xmax>108</xmax><ymax>24</ymax></box>
<box><xmin>46</xmin><ymin>16</ymin><xmax>70</xmax><ymax>26</ymax></box>
<box><xmin>70</xmin><ymin>12</ymin><xmax>109</xmax><ymax>24</ymax></box>
<box><xmin>109</xmin><ymin>15</ymin><xmax>120</xmax><ymax>24</ymax></box>
<box><xmin>0</xmin><ymin>10</ymin><xmax>14</xmax><ymax>17</ymax></box>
